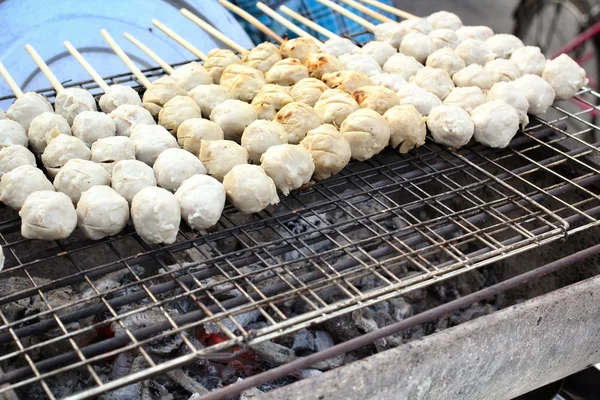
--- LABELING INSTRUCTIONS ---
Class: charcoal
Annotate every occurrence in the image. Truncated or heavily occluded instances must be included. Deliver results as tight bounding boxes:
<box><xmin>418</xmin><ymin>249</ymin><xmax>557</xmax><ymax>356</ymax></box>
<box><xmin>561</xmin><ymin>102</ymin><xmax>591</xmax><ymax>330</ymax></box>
<box><xmin>252</xmin><ymin>340</ymin><xmax>297</xmax><ymax>366</ymax></box>
<box><xmin>299</xmin><ymin>369</ymin><xmax>323</xmax><ymax>379</ymax></box>
<box><xmin>291</xmin><ymin>329</ymin><xmax>315</xmax><ymax>354</ymax></box>
<box><xmin>314</xmin><ymin>331</ymin><xmax>335</xmax><ymax>351</ymax></box>
<box><xmin>389</xmin><ymin>297</ymin><xmax>413</xmax><ymax>322</ymax></box>
<box><xmin>204</xmin><ymin>309</ymin><xmax>261</xmax><ymax>334</ymax></box>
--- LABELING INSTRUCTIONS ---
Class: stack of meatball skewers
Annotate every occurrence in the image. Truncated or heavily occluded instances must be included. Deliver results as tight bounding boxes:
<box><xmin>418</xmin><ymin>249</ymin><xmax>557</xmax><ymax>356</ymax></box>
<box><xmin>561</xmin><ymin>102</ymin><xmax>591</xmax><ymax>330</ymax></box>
<box><xmin>0</xmin><ymin>2</ymin><xmax>588</xmax><ymax>248</ymax></box>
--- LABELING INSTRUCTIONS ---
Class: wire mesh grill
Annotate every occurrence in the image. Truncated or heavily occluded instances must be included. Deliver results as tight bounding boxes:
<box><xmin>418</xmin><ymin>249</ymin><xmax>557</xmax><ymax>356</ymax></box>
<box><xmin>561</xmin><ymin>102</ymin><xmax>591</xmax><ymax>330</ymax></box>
<box><xmin>1</xmin><ymin>63</ymin><xmax>600</xmax><ymax>400</ymax></box>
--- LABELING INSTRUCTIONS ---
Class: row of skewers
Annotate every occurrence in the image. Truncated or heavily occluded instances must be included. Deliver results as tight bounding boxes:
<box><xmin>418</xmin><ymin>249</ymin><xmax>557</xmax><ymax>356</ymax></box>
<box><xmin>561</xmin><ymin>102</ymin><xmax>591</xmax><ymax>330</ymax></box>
<box><xmin>0</xmin><ymin>0</ymin><xmax>588</xmax><ymax>246</ymax></box>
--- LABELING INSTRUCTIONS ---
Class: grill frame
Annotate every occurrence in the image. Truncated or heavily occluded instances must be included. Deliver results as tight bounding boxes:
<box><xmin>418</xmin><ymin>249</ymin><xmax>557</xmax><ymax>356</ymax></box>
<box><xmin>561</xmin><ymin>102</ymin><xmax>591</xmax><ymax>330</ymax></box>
<box><xmin>1</xmin><ymin>63</ymin><xmax>600</xmax><ymax>400</ymax></box>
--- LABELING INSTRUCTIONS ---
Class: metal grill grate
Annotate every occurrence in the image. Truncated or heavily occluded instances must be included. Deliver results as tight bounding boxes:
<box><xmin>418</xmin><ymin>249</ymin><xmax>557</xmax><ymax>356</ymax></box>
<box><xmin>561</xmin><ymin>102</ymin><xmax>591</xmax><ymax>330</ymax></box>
<box><xmin>1</xmin><ymin>64</ymin><xmax>600</xmax><ymax>400</ymax></box>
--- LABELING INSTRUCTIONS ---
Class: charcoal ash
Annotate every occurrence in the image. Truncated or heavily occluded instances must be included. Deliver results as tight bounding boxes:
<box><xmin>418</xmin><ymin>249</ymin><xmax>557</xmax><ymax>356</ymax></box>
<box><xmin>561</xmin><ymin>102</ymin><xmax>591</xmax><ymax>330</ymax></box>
<box><xmin>204</xmin><ymin>310</ymin><xmax>261</xmax><ymax>335</ymax></box>
<box><xmin>111</xmin><ymin>309</ymin><xmax>184</xmax><ymax>354</ymax></box>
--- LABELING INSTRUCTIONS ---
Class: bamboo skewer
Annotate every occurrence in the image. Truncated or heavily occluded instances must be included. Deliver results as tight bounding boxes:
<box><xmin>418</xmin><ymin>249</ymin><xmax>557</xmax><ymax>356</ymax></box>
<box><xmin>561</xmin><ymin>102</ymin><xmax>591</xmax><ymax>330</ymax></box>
<box><xmin>0</xmin><ymin>61</ymin><xmax>24</xmax><ymax>98</ymax></box>
<box><xmin>357</xmin><ymin>0</ymin><xmax>417</xmax><ymax>20</ymax></box>
<box><xmin>315</xmin><ymin>0</ymin><xmax>375</xmax><ymax>31</ymax></box>
<box><xmin>63</xmin><ymin>41</ymin><xmax>110</xmax><ymax>92</ymax></box>
<box><xmin>256</xmin><ymin>2</ymin><xmax>324</xmax><ymax>46</ymax></box>
<box><xmin>279</xmin><ymin>6</ymin><xmax>340</xmax><ymax>40</ymax></box>
<box><xmin>101</xmin><ymin>29</ymin><xmax>152</xmax><ymax>88</ymax></box>
<box><xmin>338</xmin><ymin>0</ymin><xmax>394</xmax><ymax>23</ymax></box>
<box><xmin>123</xmin><ymin>33</ymin><xmax>175</xmax><ymax>74</ymax></box>
<box><xmin>180</xmin><ymin>8</ymin><xmax>247</xmax><ymax>54</ymax></box>
<box><xmin>24</xmin><ymin>44</ymin><xmax>64</xmax><ymax>92</ymax></box>
<box><xmin>218</xmin><ymin>0</ymin><xmax>285</xmax><ymax>44</ymax></box>
<box><xmin>152</xmin><ymin>19</ymin><xmax>208</xmax><ymax>62</ymax></box>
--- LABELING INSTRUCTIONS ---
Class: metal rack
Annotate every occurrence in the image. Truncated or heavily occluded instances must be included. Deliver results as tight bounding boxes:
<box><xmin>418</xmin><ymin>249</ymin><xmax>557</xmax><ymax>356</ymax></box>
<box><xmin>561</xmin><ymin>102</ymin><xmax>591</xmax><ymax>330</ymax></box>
<box><xmin>1</xmin><ymin>65</ymin><xmax>600</xmax><ymax>400</ymax></box>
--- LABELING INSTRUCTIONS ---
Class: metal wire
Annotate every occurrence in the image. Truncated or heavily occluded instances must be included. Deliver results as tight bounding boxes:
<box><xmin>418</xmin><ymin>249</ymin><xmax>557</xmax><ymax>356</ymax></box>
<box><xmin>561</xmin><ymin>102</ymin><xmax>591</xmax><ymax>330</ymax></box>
<box><xmin>0</xmin><ymin>63</ymin><xmax>600</xmax><ymax>400</ymax></box>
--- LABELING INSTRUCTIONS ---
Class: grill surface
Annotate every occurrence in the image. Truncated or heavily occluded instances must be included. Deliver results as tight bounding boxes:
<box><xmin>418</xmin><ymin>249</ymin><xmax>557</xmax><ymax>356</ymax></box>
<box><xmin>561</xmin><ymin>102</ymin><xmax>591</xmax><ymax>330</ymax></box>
<box><xmin>1</xmin><ymin>63</ymin><xmax>600</xmax><ymax>400</ymax></box>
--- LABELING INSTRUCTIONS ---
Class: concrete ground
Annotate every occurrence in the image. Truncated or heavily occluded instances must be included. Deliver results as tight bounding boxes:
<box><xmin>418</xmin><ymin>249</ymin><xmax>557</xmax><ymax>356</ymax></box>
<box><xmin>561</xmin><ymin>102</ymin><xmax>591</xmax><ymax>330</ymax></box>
<box><xmin>395</xmin><ymin>0</ymin><xmax>520</xmax><ymax>33</ymax></box>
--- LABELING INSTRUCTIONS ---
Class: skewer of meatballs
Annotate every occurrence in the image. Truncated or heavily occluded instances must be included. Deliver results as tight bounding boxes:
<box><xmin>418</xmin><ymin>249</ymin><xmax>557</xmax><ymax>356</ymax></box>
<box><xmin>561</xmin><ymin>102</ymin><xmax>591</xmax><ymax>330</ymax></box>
<box><xmin>0</xmin><ymin>1</ymin><xmax>589</xmax><ymax>246</ymax></box>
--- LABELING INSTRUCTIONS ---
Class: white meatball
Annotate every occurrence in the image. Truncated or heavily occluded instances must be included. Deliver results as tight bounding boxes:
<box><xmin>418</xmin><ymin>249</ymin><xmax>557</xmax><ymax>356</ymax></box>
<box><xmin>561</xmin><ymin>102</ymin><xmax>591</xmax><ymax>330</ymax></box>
<box><xmin>72</xmin><ymin>111</ymin><xmax>116</xmax><ymax>147</ymax></box>
<box><xmin>41</xmin><ymin>135</ymin><xmax>91</xmax><ymax>176</ymax></box>
<box><xmin>20</xmin><ymin>191</ymin><xmax>76</xmax><ymax>240</ymax></box>
<box><xmin>54</xmin><ymin>88</ymin><xmax>96</xmax><ymax>125</ymax></box>
<box><xmin>370</xmin><ymin>73</ymin><xmax>407</xmax><ymax>92</ymax></box>
<box><xmin>429</xmin><ymin>29</ymin><xmax>459</xmax><ymax>50</ymax></box>
<box><xmin>28</xmin><ymin>112</ymin><xmax>72</xmax><ymax>153</ymax></box>
<box><xmin>361</xmin><ymin>41</ymin><xmax>397</xmax><ymax>67</ymax></box>
<box><xmin>322</xmin><ymin>70</ymin><xmax>373</xmax><ymax>94</ymax></box>
<box><xmin>204</xmin><ymin>49</ymin><xmax>242</xmax><ymax>84</ymax></box>
<box><xmin>265</xmin><ymin>58</ymin><xmax>309</xmax><ymax>86</ymax></box>
<box><xmin>223</xmin><ymin>164</ymin><xmax>279</xmax><ymax>214</ymax></box>
<box><xmin>142</xmin><ymin>76</ymin><xmax>187</xmax><ymax>117</ymax></box>
<box><xmin>322</xmin><ymin>38</ymin><xmax>360</xmax><ymax>57</ymax></box>
<box><xmin>455</xmin><ymin>39</ymin><xmax>496</xmax><ymax>66</ymax></box>
<box><xmin>427</xmin><ymin>11</ymin><xmax>462</xmax><ymax>30</ymax></box>
<box><xmin>300</xmin><ymin>124</ymin><xmax>351</xmax><ymax>179</ymax></box>
<box><xmin>260</xmin><ymin>144</ymin><xmax>315</xmax><ymax>195</ymax></box>
<box><xmin>111</xmin><ymin>160</ymin><xmax>156</xmax><ymax>203</ymax></box>
<box><xmin>487</xmin><ymin>82</ymin><xmax>530</xmax><ymax>126</ymax></box>
<box><xmin>280</xmin><ymin>37</ymin><xmax>320</xmax><ymax>61</ymax></box>
<box><xmin>314</xmin><ymin>89</ymin><xmax>360</xmax><ymax>127</ymax></box>
<box><xmin>210</xmin><ymin>99</ymin><xmax>258</xmax><ymax>141</ymax></box>
<box><xmin>188</xmin><ymin>84</ymin><xmax>233</xmax><ymax>118</ymax></box>
<box><xmin>510</xmin><ymin>46</ymin><xmax>546</xmax><ymax>76</ymax></box>
<box><xmin>99</xmin><ymin>84</ymin><xmax>141</xmax><ymax>113</ymax></box>
<box><xmin>175</xmin><ymin>174</ymin><xmax>225</xmax><ymax>230</ymax></box>
<box><xmin>396</xmin><ymin>83</ymin><xmax>442</xmax><ymax>116</ymax></box>
<box><xmin>129</xmin><ymin>124</ymin><xmax>179</xmax><ymax>166</ymax></box>
<box><xmin>6</xmin><ymin>92</ymin><xmax>53</xmax><ymax>131</ymax></box>
<box><xmin>484</xmin><ymin>59</ymin><xmax>521</xmax><ymax>83</ymax></box>
<box><xmin>384</xmin><ymin>105</ymin><xmax>426</xmax><ymax>154</ymax></box>
<box><xmin>383</xmin><ymin>53</ymin><xmax>424</xmax><ymax>80</ymax></box>
<box><xmin>220</xmin><ymin>64</ymin><xmax>266</xmax><ymax>102</ymax></box>
<box><xmin>340</xmin><ymin>108</ymin><xmax>391</xmax><ymax>161</ymax></box>
<box><xmin>199</xmin><ymin>139</ymin><xmax>248</xmax><ymax>181</ymax></box>
<box><xmin>242</xmin><ymin>42</ymin><xmax>282</xmax><ymax>73</ymax></box>
<box><xmin>486</xmin><ymin>34</ymin><xmax>524</xmax><ymax>58</ymax></box>
<box><xmin>542</xmin><ymin>54</ymin><xmax>588</xmax><ymax>100</ymax></box>
<box><xmin>251</xmin><ymin>84</ymin><xmax>293</xmax><ymax>120</ymax></box>
<box><xmin>91</xmin><ymin>136</ymin><xmax>135</xmax><ymax>175</ymax></box>
<box><xmin>0</xmin><ymin>145</ymin><xmax>35</xmax><ymax>178</ymax></box>
<box><xmin>512</xmin><ymin>74</ymin><xmax>556</xmax><ymax>115</ymax></box>
<box><xmin>53</xmin><ymin>159</ymin><xmax>111</xmax><ymax>203</ymax></box>
<box><xmin>426</xmin><ymin>48</ymin><xmax>466</xmax><ymax>77</ymax></box>
<box><xmin>427</xmin><ymin>105</ymin><xmax>474</xmax><ymax>148</ymax></box>
<box><xmin>109</xmin><ymin>104</ymin><xmax>156</xmax><ymax>137</ymax></box>
<box><xmin>453</xmin><ymin>64</ymin><xmax>494</xmax><ymax>91</ymax></box>
<box><xmin>158</xmin><ymin>95</ymin><xmax>202</xmax><ymax>136</ymax></box>
<box><xmin>443</xmin><ymin>86</ymin><xmax>486</xmax><ymax>113</ymax></box>
<box><xmin>131</xmin><ymin>186</ymin><xmax>180</xmax><ymax>244</ymax></box>
<box><xmin>304</xmin><ymin>53</ymin><xmax>345</xmax><ymax>79</ymax></box>
<box><xmin>274</xmin><ymin>102</ymin><xmax>320</xmax><ymax>144</ymax></box>
<box><xmin>0</xmin><ymin>165</ymin><xmax>54</xmax><ymax>210</ymax></box>
<box><xmin>291</xmin><ymin>78</ymin><xmax>329</xmax><ymax>107</ymax></box>
<box><xmin>170</xmin><ymin>61</ymin><xmax>212</xmax><ymax>91</ymax></box>
<box><xmin>399</xmin><ymin>18</ymin><xmax>433</xmax><ymax>35</ymax></box>
<box><xmin>352</xmin><ymin>86</ymin><xmax>400</xmax><ymax>114</ymax></box>
<box><xmin>410</xmin><ymin>67</ymin><xmax>454</xmax><ymax>99</ymax></box>
<box><xmin>153</xmin><ymin>148</ymin><xmax>207</xmax><ymax>192</ymax></box>
<box><xmin>176</xmin><ymin>118</ymin><xmax>224</xmax><ymax>155</ymax></box>
<box><xmin>339</xmin><ymin>53</ymin><xmax>382</xmax><ymax>77</ymax></box>
<box><xmin>456</xmin><ymin>25</ymin><xmax>494</xmax><ymax>42</ymax></box>
<box><xmin>76</xmin><ymin>186</ymin><xmax>129</xmax><ymax>240</ymax></box>
<box><xmin>373</xmin><ymin>22</ymin><xmax>405</xmax><ymax>48</ymax></box>
<box><xmin>241</xmin><ymin>120</ymin><xmax>289</xmax><ymax>163</ymax></box>
<box><xmin>400</xmin><ymin>33</ymin><xmax>435</xmax><ymax>63</ymax></box>
<box><xmin>0</xmin><ymin>119</ymin><xmax>28</xmax><ymax>148</ymax></box>
<box><xmin>0</xmin><ymin>108</ymin><xmax>4</xmax><ymax>119</ymax></box>
<box><xmin>471</xmin><ymin>100</ymin><xmax>520</xmax><ymax>148</ymax></box>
